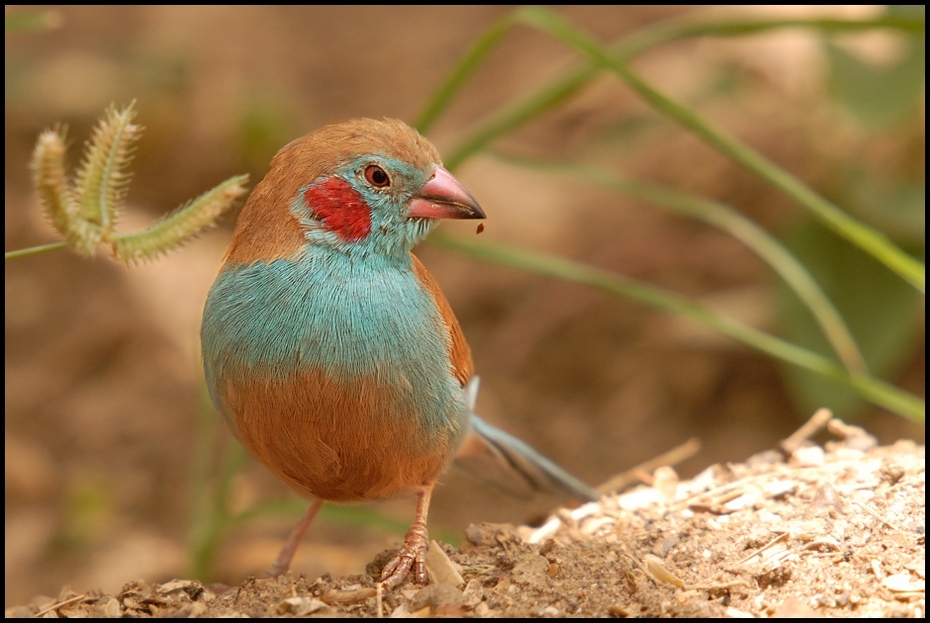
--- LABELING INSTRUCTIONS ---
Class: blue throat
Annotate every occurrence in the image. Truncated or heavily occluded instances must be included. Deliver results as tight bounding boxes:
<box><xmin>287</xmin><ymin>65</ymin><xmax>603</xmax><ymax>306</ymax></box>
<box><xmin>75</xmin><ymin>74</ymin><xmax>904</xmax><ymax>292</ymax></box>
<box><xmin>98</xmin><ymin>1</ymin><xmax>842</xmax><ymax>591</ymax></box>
<box><xmin>201</xmin><ymin>246</ymin><xmax>465</xmax><ymax>430</ymax></box>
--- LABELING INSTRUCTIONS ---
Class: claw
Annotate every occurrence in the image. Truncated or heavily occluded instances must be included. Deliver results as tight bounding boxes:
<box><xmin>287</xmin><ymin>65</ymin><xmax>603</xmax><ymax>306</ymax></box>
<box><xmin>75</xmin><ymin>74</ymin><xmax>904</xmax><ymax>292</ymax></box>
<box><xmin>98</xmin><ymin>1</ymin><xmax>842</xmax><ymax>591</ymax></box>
<box><xmin>379</xmin><ymin>486</ymin><xmax>433</xmax><ymax>589</ymax></box>
<box><xmin>380</xmin><ymin>533</ymin><xmax>429</xmax><ymax>588</ymax></box>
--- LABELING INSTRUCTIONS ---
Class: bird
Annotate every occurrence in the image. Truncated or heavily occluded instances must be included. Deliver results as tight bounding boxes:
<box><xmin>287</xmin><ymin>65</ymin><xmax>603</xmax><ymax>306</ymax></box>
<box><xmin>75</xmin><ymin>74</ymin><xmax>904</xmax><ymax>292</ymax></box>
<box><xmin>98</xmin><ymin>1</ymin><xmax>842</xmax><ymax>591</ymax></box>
<box><xmin>201</xmin><ymin>118</ymin><xmax>598</xmax><ymax>589</ymax></box>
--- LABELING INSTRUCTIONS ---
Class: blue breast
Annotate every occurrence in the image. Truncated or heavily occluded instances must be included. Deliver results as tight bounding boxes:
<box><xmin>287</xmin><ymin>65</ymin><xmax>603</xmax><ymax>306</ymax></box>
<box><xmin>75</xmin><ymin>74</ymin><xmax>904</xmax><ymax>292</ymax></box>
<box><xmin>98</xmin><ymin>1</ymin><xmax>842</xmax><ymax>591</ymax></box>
<box><xmin>201</xmin><ymin>249</ymin><xmax>466</xmax><ymax>433</ymax></box>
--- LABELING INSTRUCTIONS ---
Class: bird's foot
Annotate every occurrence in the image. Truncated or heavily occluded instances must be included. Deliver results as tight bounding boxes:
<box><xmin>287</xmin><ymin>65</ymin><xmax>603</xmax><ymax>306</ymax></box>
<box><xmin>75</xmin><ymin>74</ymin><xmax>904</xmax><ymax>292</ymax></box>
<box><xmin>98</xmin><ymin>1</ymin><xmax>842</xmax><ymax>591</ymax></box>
<box><xmin>380</xmin><ymin>521</ymin><xmax>429</xmax><ymax>589</ymax></box>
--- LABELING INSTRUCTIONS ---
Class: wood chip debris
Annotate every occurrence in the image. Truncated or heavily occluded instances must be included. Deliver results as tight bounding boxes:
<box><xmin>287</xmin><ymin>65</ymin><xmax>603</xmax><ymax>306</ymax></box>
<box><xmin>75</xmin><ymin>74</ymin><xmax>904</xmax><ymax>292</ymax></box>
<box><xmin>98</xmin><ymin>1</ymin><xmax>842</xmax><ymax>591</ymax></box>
<box><xmin>426</xmin><ymin>539</ymin><xmax>465</xmax><ymax>587</ymax></box>
<box><xmin>644</xmin><ymin>554</ymin><xmax>685</xmax><ymax>589</ymax></box>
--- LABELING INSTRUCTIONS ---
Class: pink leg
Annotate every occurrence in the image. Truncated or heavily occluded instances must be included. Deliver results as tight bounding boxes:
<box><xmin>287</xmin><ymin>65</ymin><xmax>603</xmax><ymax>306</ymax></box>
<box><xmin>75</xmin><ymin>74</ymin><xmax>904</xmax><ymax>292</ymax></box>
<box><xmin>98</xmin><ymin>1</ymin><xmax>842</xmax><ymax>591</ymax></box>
<box><xmin>265</xmin><ymin>498</ymin><xmax>324</xmax><ymax>577</ymax></box>
<box><xmin>380</xmin><ymin>485</ymin><xmax>433</xmax><ymax>589</ymax></box>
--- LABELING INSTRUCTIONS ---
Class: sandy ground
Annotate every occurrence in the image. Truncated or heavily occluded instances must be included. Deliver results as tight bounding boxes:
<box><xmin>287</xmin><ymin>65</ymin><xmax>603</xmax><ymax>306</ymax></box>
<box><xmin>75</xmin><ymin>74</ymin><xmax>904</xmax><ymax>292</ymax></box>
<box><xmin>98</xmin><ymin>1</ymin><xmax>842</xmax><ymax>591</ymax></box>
<box><xmin>7</xmin><ymin>418</ymin><xmax>924</xmax><ymax>617</ymax></box>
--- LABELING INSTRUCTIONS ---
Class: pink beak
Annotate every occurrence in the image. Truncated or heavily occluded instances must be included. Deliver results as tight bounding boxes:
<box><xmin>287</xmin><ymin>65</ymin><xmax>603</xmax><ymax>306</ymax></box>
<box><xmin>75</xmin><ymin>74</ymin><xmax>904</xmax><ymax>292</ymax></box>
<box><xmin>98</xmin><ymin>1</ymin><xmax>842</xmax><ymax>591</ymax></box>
<box><xmin>408</xmin><ymin>166</ymin><xmax>485</xmax><ymax>220</ymax></box>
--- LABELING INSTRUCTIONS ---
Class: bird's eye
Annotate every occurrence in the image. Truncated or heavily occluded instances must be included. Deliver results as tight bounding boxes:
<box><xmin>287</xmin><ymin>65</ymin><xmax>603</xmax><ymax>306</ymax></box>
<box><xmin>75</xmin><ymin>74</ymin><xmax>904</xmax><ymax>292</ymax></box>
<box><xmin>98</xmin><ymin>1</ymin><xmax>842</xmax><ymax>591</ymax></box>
<box><xmin>364</xmin><ymin>165</ymin><xmax>391</xmax><ymax>188</ymax></box>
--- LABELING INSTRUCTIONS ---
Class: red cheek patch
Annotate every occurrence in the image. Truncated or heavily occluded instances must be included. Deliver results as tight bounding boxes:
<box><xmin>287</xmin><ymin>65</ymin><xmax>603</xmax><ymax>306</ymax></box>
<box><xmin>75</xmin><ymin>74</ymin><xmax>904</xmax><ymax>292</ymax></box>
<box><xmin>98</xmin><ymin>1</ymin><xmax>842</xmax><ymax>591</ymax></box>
<box><xmin>303</xmin><ymin>178</ymin><xmax>372</xmax><ymax>242</ymax></box>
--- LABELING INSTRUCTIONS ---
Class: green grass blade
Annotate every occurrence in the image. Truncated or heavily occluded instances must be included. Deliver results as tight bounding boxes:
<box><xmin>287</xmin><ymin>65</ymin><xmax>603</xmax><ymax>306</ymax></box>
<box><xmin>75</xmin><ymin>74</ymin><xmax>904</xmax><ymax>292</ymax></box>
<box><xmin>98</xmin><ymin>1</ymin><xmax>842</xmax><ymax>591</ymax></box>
<box><xmin>415</xmin><ymin>13</ymin><xmax>519</xmax><ymax>134</ymax></box>
<box><xmin>5</xmin><ymin>9</ymin><xmax>62</xmax><ymax>33</ymax></box>
<box><xmin>187</xmin><ymin>385</ymin><xmax>227</xmax><ymax>581</ymax></box>
<box><xmin>497</xmin><ymin>155</ymin><xmax>867</xmax><ymax>373</ymax></box>
<box><xmin>5</xmin><ymin>241</ymin><xmax>69</xmax><ymax>261</ymax></box>
<box><xmin>430</xmin><ymin>231</ymin><xmax>924</xmax><ymax>422</ymax></box>
<box><xmin>514</xmin><ymin>7</ymin><xmax>925</xmax><ymax>292</ymax></box>
<box><xmin>440</xmin><ymin>10</ymin><xmax>923</xmax><ymax>170</ymax></box>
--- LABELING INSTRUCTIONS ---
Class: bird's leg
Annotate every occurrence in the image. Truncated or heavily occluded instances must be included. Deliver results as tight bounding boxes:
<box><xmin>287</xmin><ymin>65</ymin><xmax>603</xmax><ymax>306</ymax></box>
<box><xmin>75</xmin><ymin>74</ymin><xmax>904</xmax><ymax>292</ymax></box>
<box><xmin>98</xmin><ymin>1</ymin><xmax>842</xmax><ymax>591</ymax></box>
<box><xmin>380</xmin><ymin>485</ymin><xmax>434</xmax><ymax>589</ymax></box>
<box><xmin>265</xmin><ymin>498</ymin><xmax>325</xmax><ymax>577</ymax></box>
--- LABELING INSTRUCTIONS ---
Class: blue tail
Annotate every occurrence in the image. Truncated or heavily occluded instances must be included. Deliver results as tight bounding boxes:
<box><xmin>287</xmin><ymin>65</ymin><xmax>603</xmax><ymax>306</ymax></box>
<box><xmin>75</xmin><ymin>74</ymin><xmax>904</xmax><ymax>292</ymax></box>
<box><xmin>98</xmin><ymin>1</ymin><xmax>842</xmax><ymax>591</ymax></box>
<box><xmin>453</xmin><ymin>378</ymin><xmax>599</xmax><ymax>502</ymax></box>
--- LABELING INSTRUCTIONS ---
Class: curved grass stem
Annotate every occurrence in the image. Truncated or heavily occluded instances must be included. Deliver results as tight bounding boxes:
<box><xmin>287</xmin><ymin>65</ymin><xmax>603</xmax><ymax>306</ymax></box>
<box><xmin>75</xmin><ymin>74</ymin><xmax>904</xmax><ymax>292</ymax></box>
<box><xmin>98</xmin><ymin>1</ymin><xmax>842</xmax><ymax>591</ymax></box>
<box><xmin>431</xmin><ymin>232</ymin><xmax>923</xmax><ymax>423</ymax></box>
<box><xmin>495</xmin><ymin>155</ymin><xmax>868</xmax><ymax>374</ymax></box>
<box><xmin>512</xmin><ymin>7</ymin><xmax>924</xmax><ymax>292</ymax></box>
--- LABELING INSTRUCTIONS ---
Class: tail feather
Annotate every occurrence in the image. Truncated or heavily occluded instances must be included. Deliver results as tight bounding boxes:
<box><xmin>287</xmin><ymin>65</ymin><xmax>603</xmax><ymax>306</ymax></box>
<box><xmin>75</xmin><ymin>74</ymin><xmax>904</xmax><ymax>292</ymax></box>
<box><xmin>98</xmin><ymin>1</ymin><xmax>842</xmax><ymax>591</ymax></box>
<box><xmin>453</xmin><ymin>378</ymin><xmax>599</xmax><ymax>503</ymax></box>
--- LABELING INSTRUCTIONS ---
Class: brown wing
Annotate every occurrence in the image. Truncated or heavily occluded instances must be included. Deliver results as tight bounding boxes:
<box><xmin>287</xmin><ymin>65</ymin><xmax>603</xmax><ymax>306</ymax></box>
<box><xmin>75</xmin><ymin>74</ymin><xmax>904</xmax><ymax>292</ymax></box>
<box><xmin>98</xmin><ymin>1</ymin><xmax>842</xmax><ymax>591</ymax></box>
<box><xmin>410</xmin><ymin>253</ymin><xmax>473</xmax><ymax>387</ymax></box>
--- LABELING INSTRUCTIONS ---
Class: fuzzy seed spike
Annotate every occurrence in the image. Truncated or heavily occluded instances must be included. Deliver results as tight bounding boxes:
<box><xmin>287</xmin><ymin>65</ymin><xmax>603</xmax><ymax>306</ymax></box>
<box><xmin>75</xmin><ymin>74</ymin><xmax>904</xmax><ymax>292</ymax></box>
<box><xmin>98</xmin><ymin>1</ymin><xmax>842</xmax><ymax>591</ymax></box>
<box><xmin>111</xmin><ymin>174</ymin><xmax>249</xmax><ymax>264</ymax></box>
<box><xmin>74</xmin><ymin>101</ymin><xmax>143</xmax><ymax>236</ymax></box>
<box><xmin>28</xmin><ymin>102</ymin><xmax>249</xmax><ymax>263</ymax></box>
<box><xmin>29</xmin><ymin>126</ymin><xmax>101</xmax><ymax>255</ymax></box>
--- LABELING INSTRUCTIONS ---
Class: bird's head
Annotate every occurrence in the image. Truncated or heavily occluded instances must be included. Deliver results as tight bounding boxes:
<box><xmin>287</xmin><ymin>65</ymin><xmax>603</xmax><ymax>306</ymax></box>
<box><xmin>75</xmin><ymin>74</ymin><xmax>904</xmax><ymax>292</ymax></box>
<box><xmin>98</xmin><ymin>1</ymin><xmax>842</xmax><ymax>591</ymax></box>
<box><xmin>224</xmin><ymin>118</ymin><xmax>484</xmax><ymax>265</ymax></box>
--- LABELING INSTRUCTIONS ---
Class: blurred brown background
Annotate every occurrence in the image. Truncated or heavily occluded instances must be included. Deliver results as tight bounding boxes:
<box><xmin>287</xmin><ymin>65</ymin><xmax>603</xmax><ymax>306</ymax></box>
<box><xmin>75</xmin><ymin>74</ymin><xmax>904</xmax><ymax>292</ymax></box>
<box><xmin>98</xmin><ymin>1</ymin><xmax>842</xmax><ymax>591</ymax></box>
<box><xmin>5</xmin><ymin>6</ymin><xmax>923</xmax><ymax>606</ymax></box>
